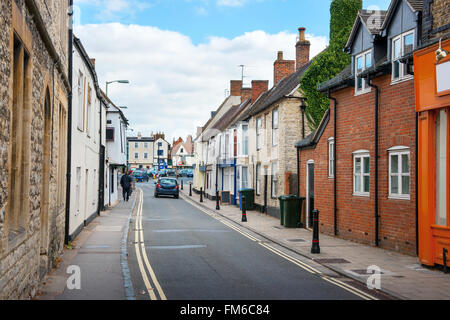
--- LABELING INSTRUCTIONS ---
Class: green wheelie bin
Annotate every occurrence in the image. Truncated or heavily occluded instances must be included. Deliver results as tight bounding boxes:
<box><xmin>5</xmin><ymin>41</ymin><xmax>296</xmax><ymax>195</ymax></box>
<box><xmin>278</xmin><ymin>195</ymin><xmax>287</xmax><ymax>225</ymax></box>
<box><xmin>239</xmin><ymin>189</ymin><xmax>255</xmax><ymax>211</ymax></box>
<box><xmin>284</xmin><ymin>195</ymin><xmax>303</xmax><ymax>228</ymax></box>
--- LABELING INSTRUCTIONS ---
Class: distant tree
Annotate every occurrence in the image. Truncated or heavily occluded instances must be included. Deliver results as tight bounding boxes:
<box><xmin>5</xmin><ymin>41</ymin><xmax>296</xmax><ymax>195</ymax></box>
<box><xmin>300</xmin><ymin>0</ymin><xmax>362</xmax><ymax>129</ymax></box>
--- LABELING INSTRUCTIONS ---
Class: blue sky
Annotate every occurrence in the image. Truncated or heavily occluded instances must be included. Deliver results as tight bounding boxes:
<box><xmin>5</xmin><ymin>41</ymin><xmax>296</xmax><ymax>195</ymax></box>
<box><xmin>75</xmin><ymin>0</ymin><xmax>392</xmax><ymax>44</ymax></box>
<box><xmin>73</xmin><ymin>0</ymin><xmax>393</xmax><ymax>141</ymax></box>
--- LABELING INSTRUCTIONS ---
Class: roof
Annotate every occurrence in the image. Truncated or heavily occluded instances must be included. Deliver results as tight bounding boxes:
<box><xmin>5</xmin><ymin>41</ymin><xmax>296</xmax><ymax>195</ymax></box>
<box><xmin>345</xmin><ymin>9</ymin><xmax>387</xmax><ymax>50</ymax></box>
<box><xmin>381</xmin><ymin>0</ymin><xmax>422</xmax><ymax>31</ymax></box>
<box><xmin>295</xmin><ymin>108</ymin><xmax>330</xmax><ymax>149</ymax></box>
<box><xmin>247</xmin><ymin>60</ymin><xmax>313</xmax><ymax>118</ymax></box>
<box><xmin>317</xmin><ymin>64</ymin><xmax>353</xmax><ymax>92</ymax></box>
<box><xmin>127</xmin><ymin>137</ymin><xmax>155</xmax><ymax>142</ymax></box>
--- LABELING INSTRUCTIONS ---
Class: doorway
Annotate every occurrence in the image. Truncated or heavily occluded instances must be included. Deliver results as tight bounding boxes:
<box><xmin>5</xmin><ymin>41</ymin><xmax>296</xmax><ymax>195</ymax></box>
<box><xmin>306</xmin><ymin>160</ymin><xmax>314</xmax><ymax>229</ymax></box>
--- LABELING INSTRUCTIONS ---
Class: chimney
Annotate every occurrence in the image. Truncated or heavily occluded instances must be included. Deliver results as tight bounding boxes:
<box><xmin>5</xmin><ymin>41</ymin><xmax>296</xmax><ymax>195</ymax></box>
<box><xmin>273</xmin><ymin>51</ymin><xmax>295</xmax><ymax>85</ymax></box>
<box><xmin>230</xmin><ymin>80</ymin><xmax>243</xmax><ymax>97</ymax></box>
<box><xmin>138</xmin><ymin>132</ymin><xmax>142</xmax><ymax>139</ymax></box>
<box><xmin>251</xmin><ymin>80</ymin><xmax>269</xmax><ymax>104</ymax></box>
<box><xmin>90</xmin><ymin>58</ymin><xmax>96</xmax><ymax>68</ymax></box>
<box><xmin>296</xmin><ymin>27</ymin><xmax>310</xmax><ymax>70</ymax></box>
<box><xmin>241</xmin><ymin>87</ymin><xmax>252</xmax><ymax>102</ymax></box>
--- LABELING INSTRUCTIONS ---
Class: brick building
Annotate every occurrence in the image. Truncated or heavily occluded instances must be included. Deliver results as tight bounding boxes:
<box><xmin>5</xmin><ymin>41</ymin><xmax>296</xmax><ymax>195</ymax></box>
<box><xmin>0</xmin><ymin>0</ymin><xmax>70</xmax><ymax>298</ymax></box>
<box><xmin>296</xmin><ymin>0</ymin><xmax>422</xmax><ymax>255</ymax></box>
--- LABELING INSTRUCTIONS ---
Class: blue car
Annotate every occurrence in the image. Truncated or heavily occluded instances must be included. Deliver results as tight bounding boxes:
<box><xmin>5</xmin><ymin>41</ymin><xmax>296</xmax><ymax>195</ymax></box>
<box><xmin>154</xmin><ymin>178</ymin><xmax>179</xmax><ymax>198</ymax></box>
<box><xmin>133</xmin><ymin>170</ymin><xmax>149</xmax><ymax>182</ymax></box>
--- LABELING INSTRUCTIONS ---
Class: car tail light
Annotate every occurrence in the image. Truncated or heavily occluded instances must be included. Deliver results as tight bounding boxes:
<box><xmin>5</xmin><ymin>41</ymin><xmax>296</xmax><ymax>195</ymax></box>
<box><xmin>175</xmin><ymin>185</ymin><xmax>179</xmax><ymax>190</ymax></box>
<box><xmin>156</xmin><ymin>184</ymin><xmax>161</xmax><ymax>188</ymax></box>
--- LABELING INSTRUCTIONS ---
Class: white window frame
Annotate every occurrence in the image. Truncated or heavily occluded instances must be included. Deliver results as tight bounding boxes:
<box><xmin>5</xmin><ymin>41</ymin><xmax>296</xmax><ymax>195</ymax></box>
<box><xmin>353</xmin><ymin>150</ymin><xmax>370</xmax><ymax>197</ymax></box>
<box><xmin>242</xmin><ymin>124</ymin><xmax>249</xmax><ymax>156</ymax></box>
<box><xmin>271</xmin><ymin>161</ymin><xmax>278</xmax><ymax>198</ymax></box>
<box><xmin>272</xmin><ymin>108</ymin><xmax>279</xmax><ymax>146</ymax></box>
<box><xmin>256</xmin><ymin>117</ymin><xmax>262</xmax><ymax>150</ymax></box>
<box><xmin>134</xmin><ymin>152</ymin><xmax>139</xmax><ymax>159</ymax></box>
<box><xmin>135</xmin><ymin>142</ymin><xmax>139</xmax><ymax>148</ymax></box>
<box><xmin>241</xmin><ymin>166</ymin><xmax>248</xmax><ymax>189</ymax></box>
<box><xmin>256</xmin><ymin>164</ymin><xmax>261</xmax><ymax>195</ymax></box>
<box><xmin>391</xmin><ymin>30</ymin><xmax>414</xmax><ymax>83</ymax></box>
<box><xmin>328</xmin><ymin>137</ymin><xmax>335</xmax><ymax>178</ymax></box>
<box><xmin>355</xmin><ymin>49</ymin><xmax>372</xmax><ymax>95</ymax></box>
<box><xmin>388</xmin><ymin>146</ymin><xmax>411</xmax><ymax>200</ymax></box>
<box><xmin>144</xmin><ymin>153</ymin><xmax>148</xmax><ymax>159</ymax></box>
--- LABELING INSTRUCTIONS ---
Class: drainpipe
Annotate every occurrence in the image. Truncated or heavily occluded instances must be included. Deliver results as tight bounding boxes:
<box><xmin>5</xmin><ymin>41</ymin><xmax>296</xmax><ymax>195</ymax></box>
<box><xmin>296</xmin><ymin>148</ymin><xmax>300</xmax><ymax>197</ymax></box>
<box><xmin>368</xmin><ymin>76</ymin><xmax>379</xmax><ymax>247</ymax></box>
<box><xmin>415</xmin><ymin>112</ymin><xmax>419</xmax><ymax>255</ymax></box>
<box><xmin>64</xmin><ymin>0</ymin><xmax>73</xmax><ymax>245</ymax></box>
<box><xmin>328</xmin><ymin>89</ymin><xmax>338</xmax><ymax>236</ymax></box>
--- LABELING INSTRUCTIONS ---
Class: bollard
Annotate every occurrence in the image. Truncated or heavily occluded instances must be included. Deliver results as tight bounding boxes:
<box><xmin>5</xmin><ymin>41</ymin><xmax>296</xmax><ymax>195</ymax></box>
<box><xmin>311</xmin><ymin>209</ymin><xmax>320</xmax><ymax>254</ymax></box>
<box><xmin>200</xmin><ymin>187</ymin><xmax>203</xmax><ymax>203</ymax></box>
<box><xmin>181</xmin><ymin>179</ymin><xmax>184</xmax><ymax>190</ymax></box>
<box><xmin>216</xmin><ymin>191</ymin><xmax>220</xmax><ymax>210</ymax></box>
<box><xmin>444</xmin><ymin>248</ymin><xmax>448</xmax><ymax>274</ymax></box>
<box><xmin>189</xmin><ymin>183</ymin><xmax>192</xmax><ymax>197</ymax></box>
<box><xmin>241</xmin><ymin>195</ymin><xmax>247</xmax><ymax>222</ymax></box>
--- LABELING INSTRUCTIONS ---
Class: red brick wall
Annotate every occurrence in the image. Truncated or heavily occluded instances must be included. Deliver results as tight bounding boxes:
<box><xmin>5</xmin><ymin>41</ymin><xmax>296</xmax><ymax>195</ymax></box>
<box><xmin>251</xmin><ymin>80</ymin><xmax>269</xmax><ymax>103</ymax></box>
<box><xmin>230</xmin><ymin>80</ymin><xmax>242</xmax><ymax>97</ymax></box>
<box><xmin>274</xmin><ymin>51</ymin><xmax>295</xmax><ymax>85</ymax></box>
<box><xmin>299</xmin><ymin>74</ymin><xmax>417</xmax><ymax>255</ymax></box>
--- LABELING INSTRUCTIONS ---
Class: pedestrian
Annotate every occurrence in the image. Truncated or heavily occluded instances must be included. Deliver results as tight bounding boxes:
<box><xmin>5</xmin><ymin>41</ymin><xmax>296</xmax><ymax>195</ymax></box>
<box><xmin>120</xmin><ymin>170</ymin><xmax>133</xmax><ymax>202</ymax></box>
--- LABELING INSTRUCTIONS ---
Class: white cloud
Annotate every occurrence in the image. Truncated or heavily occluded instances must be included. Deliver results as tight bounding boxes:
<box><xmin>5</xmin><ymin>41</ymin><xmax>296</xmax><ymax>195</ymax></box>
<box><xmin>74</xmin><ymin>23</ymin><xmax>328</xmax><ymax>141</ymax></box>
<box><xmin>217</xmin><ymin>0</ymin><xmax>247</xmax><ymax>6</ymax></box>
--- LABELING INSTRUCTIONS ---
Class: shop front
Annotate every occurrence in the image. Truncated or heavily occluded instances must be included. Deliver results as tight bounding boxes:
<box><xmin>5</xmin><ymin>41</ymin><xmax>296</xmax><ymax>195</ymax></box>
<box><xmin>415</xmin><ymin>39</ymin><xmax>450</xmax><ymax>267</ymax></box>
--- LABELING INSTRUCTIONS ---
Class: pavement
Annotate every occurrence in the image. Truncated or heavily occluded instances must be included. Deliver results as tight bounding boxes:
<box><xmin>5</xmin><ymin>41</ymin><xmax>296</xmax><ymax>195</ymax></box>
<box><xmin>179</xmin><ymin>182</ymin><xmax>450</xmax><ymax>300</ymax></box>
<box><xmin>36</xmin><ymin>192</ymin><xmax>136</xmax><ymax>300</ymax></box>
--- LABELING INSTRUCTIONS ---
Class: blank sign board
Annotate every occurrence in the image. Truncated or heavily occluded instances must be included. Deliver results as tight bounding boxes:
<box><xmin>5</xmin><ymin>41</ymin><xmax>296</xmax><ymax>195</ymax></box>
<box><xmin>436</xmin><ymin>61</ymin><xmax>450</xmax><ymax>95</ymax></box>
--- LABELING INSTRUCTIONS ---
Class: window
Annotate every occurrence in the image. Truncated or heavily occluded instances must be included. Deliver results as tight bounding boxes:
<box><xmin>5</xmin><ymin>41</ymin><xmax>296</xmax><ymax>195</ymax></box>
<box><xmin>272</xmin><ymin>109</ymin><xmax>279</xmax><ymax>146</ymax></box>
<box><xmin>134</xmin><ymin>153</ymin><xmax>139</xmax><ymax>159</ymax></box>
<box><xmin>134</xmin><ymin>142</ymin><xmax>139</xmax><ymax>148</ymax></box>
<box><xmin>271</xmin><ymin>162</ymin><xmax>278</xmax><ymax>198</ymax></box>
<box><xmin>256</xmin><ymin>117</ymin><xmax>262</xmax><ymax>150</ymax></box>
<box><xmin>242</xmin><ymin>167</ymin><xmax>248</xmax><ymax>189</ymax></box>
<box><xmin>144</xmin><ymin>142</ymin><xmax>148</xmax><ymax>148</ymax></box>
<box><xmin>388</xmin><ymin>147</ymin><xmax>410</xmax><ymax>199</ymax></box>
<box><xmin>355</xmin><ymin>50</ymin><xmax>372</xmax><ymax>94</ymax></box>
<box><xmin>86</xmin><ymin>84</ymin><xmax>92</xmax><ymax>136</ymax></box>
<box><xmin>224</xmin><ymin>134</ymin><xmax>229</xmax><ymax>159</ymax></box>
<box><xmin>242</xmin><ymin>125</ymin><xmax>249</xmax><ymax>156</ymax></box>
<box><xmin>77</xmin><ymin>71</ymin><xmax>84</xmax><ymax>130</ymax></box>
<box><xmin>106</xmin><ymin>128</ymin><xmax>114</xmax><ymax>141</ymax></box>
<box><xmin>144</xmin><ymin>153</ymin><xmax>148</xmax><ymax>159</ymax></box>
<box><xmin>158</xmin><ymin>150</ymin><xmax>163</xmax><ymax>156</ymax></box>
<box><xmin>107</xmin><ymin>120</ymin><xmax>112</xmax><ymax>124</ymax></box>
<box><xmin>328</xmin><ymin>137</ymin><xmax>335</xmax><ymax>178</ymax></box>
<box><xmin>392</xmin><ymin>30</ymin><xmax>414</xmax><ymax>82</ymax></box>
<box><xmin>353</xmin><ymin>151</ymin><xmax>370</xmax><ymax>196</ymax></box>
<box><xmin>256</xmin><ymin>164</ymin><xmax>261</xmax><ymax>195</ymax></box>
<box><xmin>435</xmin><ymin>109</ymin><xmax>448</xmax><ymax>226</ymax></box>
<box><xmin>158</xmin><ymin>142</ymin><xmax>162</xmax><ymax>147</ymax></box>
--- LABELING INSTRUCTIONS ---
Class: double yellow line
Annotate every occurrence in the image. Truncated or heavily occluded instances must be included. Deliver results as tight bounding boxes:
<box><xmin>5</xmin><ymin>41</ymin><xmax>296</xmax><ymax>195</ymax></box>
<box><xmin>183</xmin><ymin>194</ymin><xmax>378</xmax><ymax>300</ymax></box>
<box><xmin>134</xmin><ymin>188</ymin><xmax>167</xmax><ymax>300</ymax></box>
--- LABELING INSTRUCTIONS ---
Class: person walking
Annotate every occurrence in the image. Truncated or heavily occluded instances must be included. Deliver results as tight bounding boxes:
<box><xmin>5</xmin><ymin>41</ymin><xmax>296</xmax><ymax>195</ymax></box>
<box><xmin>120</xmin><ymin>171</ymin><xmax>133</xmax><ymax>202</ymax></box>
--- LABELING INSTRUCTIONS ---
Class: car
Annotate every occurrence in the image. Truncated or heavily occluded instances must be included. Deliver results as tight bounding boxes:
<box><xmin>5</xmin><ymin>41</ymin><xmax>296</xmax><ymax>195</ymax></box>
<box><xmin>186</xmin><ymin>169</ymin><xmax>193</xmax><ymax>178</ymax></box>
<box><xmin>167</xmin><ymin>169</ymin><xmax>176</xmax><ymax>177</ymax></box>
<box><xmin>133</xmin><ymin>170</ymin><xmax>149</xmax><ymax>182</ymax></box>
<box><xmin>154</xmin><ymin>178</ymin><xmax>179</xmax><ymax>198</ymax></box>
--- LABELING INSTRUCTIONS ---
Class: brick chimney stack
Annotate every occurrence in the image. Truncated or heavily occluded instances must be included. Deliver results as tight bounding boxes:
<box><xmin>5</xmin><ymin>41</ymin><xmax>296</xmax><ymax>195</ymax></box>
<box><xmin>241</xmin><ymin>87</ymin><xmax>252</xmax><ymax>102</ymax></box>
<box><xmin>230</xmin><ymin>80</ymin><xmax>243</xmax><ymax>97</ymax></box>
<box><xmin>251</xmin><ymin>80</ymin><xmax>269</xmax><ymax>104</ymax></box>
<box><xmin>273</xmin><ymin>51</ymin><xmax>295</xmax><ymax>85</ymax></box>
<box><xmin>296</xmin><ymin>27</ymin><xmax>310</xmax><ymax>70</ymax></box>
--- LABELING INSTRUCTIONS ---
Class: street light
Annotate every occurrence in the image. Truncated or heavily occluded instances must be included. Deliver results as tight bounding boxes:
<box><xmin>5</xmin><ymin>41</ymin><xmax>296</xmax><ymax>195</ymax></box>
<box><xmin>300</xmin><ymin>97</ymin><xmax>307</xmax><ymax>139</ymax></box>
<box><xmin>106</xmin><ymin>80</ymin><xmax>130</xmax><ymax>97</ymax></box>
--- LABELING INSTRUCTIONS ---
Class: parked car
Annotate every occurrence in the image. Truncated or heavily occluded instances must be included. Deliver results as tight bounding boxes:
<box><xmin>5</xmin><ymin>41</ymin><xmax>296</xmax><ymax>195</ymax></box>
<box><xmin>154</xmin><ymin>178</ymin><xmax>179</xmax><ymax>198</ymax></box>
<box><xmin>167</xmin><ymin>169</ymin><xmax>176</xmax><ymax>177</ymax></box>
<box><xmin>186</xmin><ymin>169</ymin><xmax>193</xmax><ymax>178</ymax></box>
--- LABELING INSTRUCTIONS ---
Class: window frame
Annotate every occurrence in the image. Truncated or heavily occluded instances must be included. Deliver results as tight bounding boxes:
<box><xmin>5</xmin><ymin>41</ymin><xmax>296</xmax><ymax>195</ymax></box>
<box><xmin>391</xmin><ymin>29</ymin><xmax>415</xmax><ymax>83</ymax></box>
<box><xmin>354</xmin><ymin>49</ymin><xmax>372</xmax><ymax>95</ymax></box>
<box><xmin>256</xmin><ymin>163</ymin><xmax>261</xmax><ymax>195</ymax></box>
<box><xmin>328</xmin><ymin>137</ymin><xmax>335</xmax><ymax>178</ymax></box>
<box><xmin>271</xmin><ymin>161</ymin><xmax>278</xmax><ymax>199</ymax></box>
<box><xmin>353</xmin><ymin>150</ymin><xmax>370</xmax><ymax>197</ymax></box>
<box><xmin>388</xmin><ymin>146</ymin><xmax>411</xmax><ymax>200</ymax></box>
<box><xmin>242</xmin><ymin>124</ymin><xmax>249</xmax><ymax>156</ymax></box>
<box><xmin>256</xmin><ymin>117</ymin><xmax>262</xmax><ymax>150</ymax></box>
<box><xmin>272</xmin><ymin>108</ymin><xmax>279</xmax><ymax>146</ymax></box>
<box><xmin>134</xmin><ymin>152</ymin><xmax>139</xmax><ymax>159</ymax></box>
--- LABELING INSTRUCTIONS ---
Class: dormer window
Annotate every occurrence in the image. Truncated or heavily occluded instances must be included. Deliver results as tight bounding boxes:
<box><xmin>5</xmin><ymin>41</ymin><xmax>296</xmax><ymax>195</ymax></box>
<box><xmin>392</xmin><ymin>30</ymin><xmax>414</xmax><ymax>82</ymax></box>
<box><xmin>355</xmin><ymin>49</ymin><xmax>372</xmax><ymax>95</ymax></box>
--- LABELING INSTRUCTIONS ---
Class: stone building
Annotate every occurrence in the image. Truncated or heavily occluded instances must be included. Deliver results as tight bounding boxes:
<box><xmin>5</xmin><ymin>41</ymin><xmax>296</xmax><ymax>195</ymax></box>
<box><xmin>246</xmin><ymin>28</ymin><xmax>312</xmax><ymax>218</ymax></box>
<box><xmin>0</xmin><ymin>0</ymin><xmax>70</xmax><ymax>299</ymax></box>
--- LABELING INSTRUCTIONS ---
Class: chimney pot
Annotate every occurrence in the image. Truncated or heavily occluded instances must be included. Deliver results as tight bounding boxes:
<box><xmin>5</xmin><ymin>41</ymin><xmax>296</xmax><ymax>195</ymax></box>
<box><xmin>298</xmin><ymin>28</ymin><xmax>306</xmax><ymax>41</ymax></box>
<box><xmin>277</xmin><ymin>51</ymin><xmax>283</xmax><ymax>60</ymax></box>
<box><xmin>296</xmin><ymin>27</ymin><xmax>310</xmax><ymax>70</ymax></box>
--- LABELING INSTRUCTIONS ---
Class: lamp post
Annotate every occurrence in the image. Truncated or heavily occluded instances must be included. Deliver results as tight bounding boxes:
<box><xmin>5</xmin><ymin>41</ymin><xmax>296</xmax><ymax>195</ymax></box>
<box><xmin>300</xmin><ymin>97</ymin><xmax>307</xmax><ymax>139</ymax></box>
<box><xmin>106</xmin><ymin>80</ymin><xmax>129</xmax><ymax>97</ymax></box>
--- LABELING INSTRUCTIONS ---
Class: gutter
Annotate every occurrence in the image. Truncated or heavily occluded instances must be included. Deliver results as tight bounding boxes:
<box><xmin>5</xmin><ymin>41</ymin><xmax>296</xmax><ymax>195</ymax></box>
<box><xmin>367</xmin><ymin>76</ymin><xmax>380</xmax><ymax>247</ymax></box>
<box><xmin>64</xmin><ymin>0</ymin><xmax>73</xmax><ymax>245</ymax></box>
<box><xmin>328</xmin><ymin>90</ymin><xmax>338</xmax><ymax>236</ymax></box>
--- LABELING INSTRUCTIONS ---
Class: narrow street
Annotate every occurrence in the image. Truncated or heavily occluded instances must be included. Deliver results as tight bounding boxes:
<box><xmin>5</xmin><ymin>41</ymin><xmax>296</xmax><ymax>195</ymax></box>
<box><xmin>126</xmin><ymin>181</ymin><xmax>383</xmax><ymax>300</ymax></box>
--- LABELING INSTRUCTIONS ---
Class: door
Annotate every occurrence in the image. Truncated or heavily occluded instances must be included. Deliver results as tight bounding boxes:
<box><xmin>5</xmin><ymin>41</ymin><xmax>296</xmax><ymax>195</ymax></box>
<box><xmin>264</xmin><ymin>167</ymin><xmax>268</xmax><ymax>213</ymax></box>
<box><xmin>306</xmin><ymin>161</ymin><xmax>315</xmax><ymax>229</ymax></box>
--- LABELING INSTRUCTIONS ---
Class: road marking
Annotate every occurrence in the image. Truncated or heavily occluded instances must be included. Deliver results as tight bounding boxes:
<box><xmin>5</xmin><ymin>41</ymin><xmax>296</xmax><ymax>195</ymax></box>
<box><xmin>137</xmin><ymin>189</ymin><xmax>167</xmax><ymax>300</ymax></box>
<box><xmin>181</xmin><ymin>193</ymin><xmax>379</xmax><ymax>300</ymax></box>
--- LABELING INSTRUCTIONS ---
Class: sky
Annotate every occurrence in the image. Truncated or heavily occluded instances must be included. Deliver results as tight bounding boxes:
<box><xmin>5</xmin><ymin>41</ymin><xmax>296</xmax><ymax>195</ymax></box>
<box><xmin>73</xmin><ymin>0</ymin><xmax>392</xmax><ymax>143</ymax></box>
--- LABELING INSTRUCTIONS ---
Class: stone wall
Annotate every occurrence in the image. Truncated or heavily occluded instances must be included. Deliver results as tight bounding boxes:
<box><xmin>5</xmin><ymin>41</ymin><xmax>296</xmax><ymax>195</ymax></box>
<box><xmin>0</xmin><ymin>0</ymin><xmax>68</xmax><ymax>299</ymax></box>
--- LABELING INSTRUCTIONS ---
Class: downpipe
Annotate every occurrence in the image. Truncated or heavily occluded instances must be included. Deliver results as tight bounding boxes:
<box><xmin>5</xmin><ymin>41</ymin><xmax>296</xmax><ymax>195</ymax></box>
<box><xmin>328</xmin><ymin>90</ymin><xmax>338</xmax><ymax>236</ymax></box>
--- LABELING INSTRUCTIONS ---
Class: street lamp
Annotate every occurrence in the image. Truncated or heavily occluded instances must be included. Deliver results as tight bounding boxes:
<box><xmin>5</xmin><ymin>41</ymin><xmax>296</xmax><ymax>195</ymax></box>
<box><xmin>106</xmin><ymin>80</ymin><xmax>130</xmax><ymax>97</ymax></box>
<box><xmin>300</xmin><ymin>97</ymin><xmax>307</xmax><ymax>139</ymax></box>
